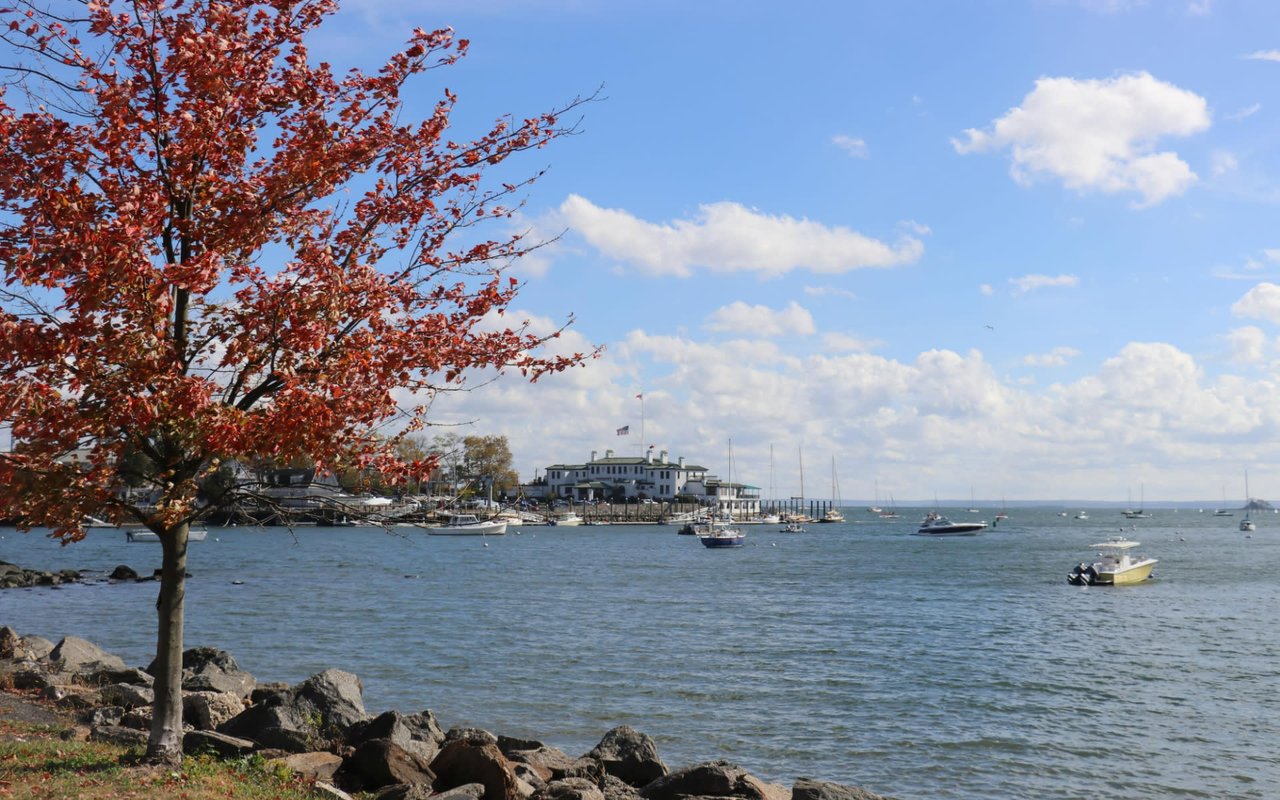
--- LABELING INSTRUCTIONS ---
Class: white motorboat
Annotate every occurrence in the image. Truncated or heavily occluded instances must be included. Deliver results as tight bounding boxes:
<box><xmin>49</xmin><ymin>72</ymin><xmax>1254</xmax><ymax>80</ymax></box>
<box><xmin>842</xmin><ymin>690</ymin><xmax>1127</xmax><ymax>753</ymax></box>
<box><xmin>547</xmin><ymin>513</ymin><xmax>583</xmax><ymax>526</ymax></box>
<box><xmin>1067</xmin><ymin>538</ymin><xmax>1157</xmax><ymax>585</ymax></box>
<box><xmin>427</xmin><ymin>514</ymin><xmax>508</xmax><ymax>536</ymax></box>
<box><xmin>914</xmin><ymin>511</ymin><xmax>986</xmax><ymax>536</ymax></box>
<box><xmin>780</xmin><ymin>521</ymin><xmax>806</xmax><ymax>533</ymax></box>
<box><xmin>1074</xmin><ymin>511</ymin><xmax>1089</xmax><ymax>520</ymax></box>
<box><xmin>126</xmin><ymin>527</ymin><xmax>208</xmax><ymax>542</ymax></box>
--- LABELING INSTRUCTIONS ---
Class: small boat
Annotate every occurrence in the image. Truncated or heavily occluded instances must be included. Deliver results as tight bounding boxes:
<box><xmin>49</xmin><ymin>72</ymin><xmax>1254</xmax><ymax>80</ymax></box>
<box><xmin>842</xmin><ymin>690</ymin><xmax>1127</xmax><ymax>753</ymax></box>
<box><xmin>1240</xmin><ymin>471</ymin><xmax>1256</xmax><ymax>532</ymax></box>
<box><xmin>698</xmin><ymin>519</ymin><xmax>746</xmax><ymax>548</ymax></box>
<box><xmin>818</xmin><ymin>507</ymin><xmax>845</xmax><ymax>523</ymax></box>
<box><xmin>547</xmin><ymin>513</ymin><xmax>583</xmax><ymax>527</ymax></box>
<box><xmin>780</xmin><ymin>521</ymin><xmax>805</xmax><ymax>533</ymax></box>
<box><xmin>1067</xmin><ymin>538</ymin><xmax>1157</xmax><ymax>585</ymax></box>
<box><xmin>126</xmin><ymin>527</ymin><xmax>208</xmax><ymax>542</ymax></box>
<box><xmin>914</xmin><ymin>511</ymin><xmax>986</xmax><ymax>536</ymax></box>
<box><xmin>427</xmin><ymin>514</ymin><xmax>508</xmax><ymax>536</ymax></box>
<box><xmin>1074</xmin><ymin>511</ymin><xmax>1089</xmax><ymax>520</ymax></box>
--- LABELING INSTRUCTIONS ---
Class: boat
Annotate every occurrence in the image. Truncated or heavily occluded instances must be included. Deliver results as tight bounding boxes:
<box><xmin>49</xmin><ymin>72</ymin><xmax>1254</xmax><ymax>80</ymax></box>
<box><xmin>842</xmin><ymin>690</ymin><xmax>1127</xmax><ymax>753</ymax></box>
<box><xmin>819</xmin><ymin>458</ymin><xmax>845</xmax><ymax>523</ymax></box>
<box><xmin>780</xmin><ymin>521</ymin><xmax>805</xmax><ymax>533</ymax></box>
<box><xmin>994</xmin><ymin>496</ymin><xmax>1008</xmax><ymax>522</ymax></box>
<box><xmin>1074</xmin><ymin>511</ymin><xmax>1089</xmax><ymax>520</ymax></box>
<box><xmin>966</xmin><ymin>487</ymin><xmax>979</xmax><ymax>514</ymax></box>
<box><xmin>878</xmin><ymin>494</ymin><xmax>900</xmax><ymax>519</ymax></box>
<box><xmin>1122</xmin><ymin>485</ymin><xmax>1150</xmax><ymax>519</ymax></box>
<box><xmin>1067</xmin><ymin>538</ymin><xmax>1157</xmax><ymax>586</ymax></box>
<box><xmin>126</xmin><ymin>527</ymin><xmax>208</xmax><ymax>542</ymax></box>
<box><xmin>698</xmin><ymin>515</ymin><xmax>745</xmax><ymax>548</ymax></box>
<box><xmin>427</xmin><ymin>514</ymin><xmax>508</xmax><ymax>536</ymax></box>
<box><xmin>1214</xmin><ymin>485</ymin><xmax>1234</xmax><ymax>516</ymax></box>
<box><xmin>547</xmin><ymin>513</ymin><xmax>583</xmax><ymax>526</ymax></box>
<box><xmin>913</xmin><ymin>511</ymin><xmax>986</xmax><ymax>536</ymax></box>
<box><xmin>1241</xmin><ymin>471</ymin><xmax>1256</xmax><ymax>532</ymax></box>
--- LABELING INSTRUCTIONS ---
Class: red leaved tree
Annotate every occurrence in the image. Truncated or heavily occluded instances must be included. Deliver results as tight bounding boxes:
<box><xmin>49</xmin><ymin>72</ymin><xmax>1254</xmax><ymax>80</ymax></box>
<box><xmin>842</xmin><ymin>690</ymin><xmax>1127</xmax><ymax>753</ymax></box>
<box><xmin>0</xmin><ymin>0</ymin><xmax>592</xmax><ymax>763</ymax></box>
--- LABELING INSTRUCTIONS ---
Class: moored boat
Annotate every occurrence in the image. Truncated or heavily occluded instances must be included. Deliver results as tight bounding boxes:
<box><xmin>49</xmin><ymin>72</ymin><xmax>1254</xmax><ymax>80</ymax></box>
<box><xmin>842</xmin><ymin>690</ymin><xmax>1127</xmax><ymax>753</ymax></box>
<box><xmin>914</xmin><ymin>511</ymin><xmax>986</xmax><ymax>536</ymax></box>
<box><xmin>126</xmin><ymin>527</ymin><xmax>208</xmax><ymax>542</ymax></box>
<box><xmin>427</xmin><ymin>514</ymin><xmax>508</xmax><ymax>536</ymax></box>
<box><xmin>1067</xmin><ymin>538</ymin><xmax>1157</xmax><ymax>586</ymax></box>
<box><xmin>698</xmin><ymin>521</ymin><xmax>746</xmax><ymax>548</ymax></box>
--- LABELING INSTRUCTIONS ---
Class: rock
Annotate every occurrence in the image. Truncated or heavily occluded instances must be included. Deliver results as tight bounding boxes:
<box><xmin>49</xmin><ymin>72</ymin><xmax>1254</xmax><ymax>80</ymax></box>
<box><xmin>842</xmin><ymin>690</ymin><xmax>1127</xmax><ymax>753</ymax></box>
<box><xmin>121</xmin><ymin>707</ymin><xmax>154</xmax><ymax>730</ymax></box>
<box><xmin>372</xmin><ymin>784</ymin><xmax>438</xmax><ymax>800</ymax></box>
<box><xmin>85</xmin><ymin>666</ymin><xmax>154</xmax><ymax>687</ymax></box>
<box><xmin>586</xmin><ymin>726</ymin><xmax>668</xmax><ymax>788</ymax></box>
<box><xmin>100</xmin><ymin>682</ymin><xmax>155</xmax><ymax>710</ymax></box>
<box><xmin>346</xmin><ymin>710</ymin><xmax>444</xmax><ymax>765</ymax></box>
<box><xmin>148</xmin><ymin>646</ymin><xmax>257</xmax><ymax>699</ymax></box>
<box><xmin>314</xmin><ymin>782</ymin><xmax>358</xmax><ymax>800</ymax></box>
<box><xmin>639</xmin><ymin>761</ymin><xmax>780</xmax><ymax>800</ymax></box>
<box><xmin>791</xmin><ymin>778</ymin><xmax>890</xmax><ymax>800</ymax></box>
<box><xmin>13</xmin><ymin>668</ymin><xmax>69</xmax><ymax>691</ymax></box>
<box><xmin>0</xmin><ymin>626</ymin><xmax>19</xmax><ymax>658</ymax></box>
<box><xmin>251</xmin><ymin>682</ymin><xmax>291</xmax><ymax>704</ymax></box>
<box><xmin>431</xmin><ymin>739</ymin><xmax>522</xmax><ymax>800</ymax></box>
<box><xmin>601</xmin><ymin>775</ymin><xmax>642</xmax><ymax>800</ymax></box>
<box><xmin>533</xmin><ymin>777</ymin><xmax>606</xmax><ymax>800</ymax></box>
<box><xmin>108</xmin><ymin>565</ymin><xmax>138</xmax><ymax>581</ymax></box>
<box><xmin>19</xmin><ymin>636</ymin><xmax>54</xmax><ymax>661</ymax></box>
<box><xmin>432</xmin><ymin>784</ymin><xmax>488</xmax><ymax>800</ymax></box>
<box><xmin>184</xmin><ymin>729</ymin><xmax>258</xmax><ymax>758</ymax></box>
<box><xmin>49</xmin><ymin>636</ymin><xmax>126</xmax><ymax>674</ymax></box>
<box><xmin>84</xmin><ymin>706</ymin><xmax>125</xmax><ymax>728</ymax></box>
<box><xmin>59</xmin><ymin>725</ymin><xmax>91</xmax><ymax>742</ymax></box>
<box><xmin>446</xmin><ymin>726</ymin><xmax>500</xmax><ymax>747</ymax></box>
<box><xmin>267</xmin><ymin>751</ymin><xmax>345</xmax><ymax>782</ymax></box>
<box><xmin>89</xmin><ymin>724</ymin><xmax>149</xmax><ymax>747</ymax></box>
<box><xmin>504</xmin><ymin>743</ymin><xmax>601</xmax><ymax>783</ymax></box>
<box><xmin>344</xmin><ymin>738</ymin><xmax>437</xmax><ymax>790</ymax></box>
<box><xmin>184</xmin><ymin>690</ymin><xmax>245</xmax><ymax>730</ymax></box>
<box><xmin>219</xmin><ymin>668</ymin><xmax>369</xmax><ymax>752</ymax></box>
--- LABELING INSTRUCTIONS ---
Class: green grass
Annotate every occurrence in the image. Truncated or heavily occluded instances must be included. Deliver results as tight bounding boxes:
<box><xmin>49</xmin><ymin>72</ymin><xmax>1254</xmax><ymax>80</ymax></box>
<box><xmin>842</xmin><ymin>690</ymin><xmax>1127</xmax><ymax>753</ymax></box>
<box><xmin>0</xmin><ymin>716</ymin><xmax>346</xmax><ymax>799</ymax></box>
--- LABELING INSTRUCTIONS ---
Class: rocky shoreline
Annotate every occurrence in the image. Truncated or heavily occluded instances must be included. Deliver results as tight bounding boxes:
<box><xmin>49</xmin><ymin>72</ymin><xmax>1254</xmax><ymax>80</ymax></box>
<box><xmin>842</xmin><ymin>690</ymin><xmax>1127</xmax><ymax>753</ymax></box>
<box><xmin>0</xmin><ymin>626</ymin><xmax>892</xmax><ymax>800</ymax></box>
<box><xmin>0</xmin><ymin>559</ymin><xmax>173</xmax><ymax>589</ymax></box>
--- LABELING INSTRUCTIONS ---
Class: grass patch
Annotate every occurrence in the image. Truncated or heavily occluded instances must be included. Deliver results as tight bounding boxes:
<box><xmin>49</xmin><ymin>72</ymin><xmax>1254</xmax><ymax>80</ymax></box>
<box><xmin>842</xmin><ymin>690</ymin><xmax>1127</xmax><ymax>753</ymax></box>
<box><xmin>0</xmin><ymin>717</ymin><xmax>343</xmax><ymax>799</ymax></box>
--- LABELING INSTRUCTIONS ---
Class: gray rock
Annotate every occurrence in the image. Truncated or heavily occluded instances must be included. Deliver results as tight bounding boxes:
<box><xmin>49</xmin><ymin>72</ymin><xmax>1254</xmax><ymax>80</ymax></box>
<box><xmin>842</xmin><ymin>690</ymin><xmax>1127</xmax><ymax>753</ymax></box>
<box><xmin>89</xmin><ymin>724</ymin><xmax>149</xmax><ymax>748</ymax></box>
<box><xmin>446</xmin><ymin>726</ymin><xmax>500</xmax><ymax>747</ymax></box>
<box><xmin>791</xmin><ymin>778</ymin><xmax>891</xmax><ymax>800</ymax></box>
<box><xmin>587</xmin><ymin>726</ymin><xmax>668</xmax><ymax>788</ymax></box>
<box><xmin>431</xmin><ymin>739</ymin><xmax>522</xmax><ymax>800</ymax></box>
<box><xmin>183</xmin><ymin>690</ymin><xmax>245</xmax><ymax>731</ymax></box>
<box><xmin>148</xmin><ymin>646</ymin><xmax>257</xmax><ymax>699</ymax></box>
<box><xmin>345</xmin><ymin>738</ymin><xmax>437</xmax><ymax>790</ymax></box>
<box><xmin>100</xmin><ymin>682</ymin><xmax>154</xmax><ymax>710</ymax></box>
<box><xmin>347</xmin><ymin>710</ymin><xmax>444</xmax><ymax>765</ymax></box>
<box><xmin>534</xmin><ymin>777</ymin><xmax>606</xmax><ymax>800</ymax></box>
<box><xmin>49</xmin><ymin>636</ymin><xmax>126</xmax><ymax>674</ymax></box>
<box><xmin>601</xmin><ymin>775</ymin><xmax>642</xmax><ymax>800</ymax></box>
<box><xmin>85</xmin><ymin>706</ymin><xmax>125</xmax><ymax>728</ymax></box>
<box><xmin>120</xmin><ymin>707</ymin><xmax>154</xmax><ymax>730</ymax></box>
<box><xmin>108</xmin><ymin>565</ymin><xmax>138</xmax><ymax>581</ymax></box>
<box><xmin>218</xmin><ymin>668</ymin><xmax>369</xmax><ymax>752</ymax></box>
<box><xmin>19</xmin><ymin>636</ymin><xmax>54</xmax><ymax>661</ymax></box>
<box><xmin>184</xmin><ymin>729</ymin><xmax>259</xmax><ymax>758</ymax></box>
<box><xmin>639</xmin><ymin>762</ymin><xmax>789</xmax><ymax>800</ymax></box>
<box><xmin>86</xmin><ymin>667</ymin><xmax>154</xmax><ymax>687</ymax></box>
<box><xmin>267</xmin><ymin>751</ymin><xmax>345</xmax><ymax>782</ymax></box>
<box><xmin>0</xmin><ymin>625</ymin><xmax>19</xmax><ymax>658</ymax></box>
<box><xmin>505</xmin><ymin>744</ymin><xmax>601</xmax><ymax>783</ymax></box>
<box><xmin>432</xmin><ymin>784</ymin><xmax>488</xmax><ymax>800</ymax></box>
<box><xmin>372</xmin><ymin>783</ymin><xmax>438</xmax><ymax>800</ymax></box>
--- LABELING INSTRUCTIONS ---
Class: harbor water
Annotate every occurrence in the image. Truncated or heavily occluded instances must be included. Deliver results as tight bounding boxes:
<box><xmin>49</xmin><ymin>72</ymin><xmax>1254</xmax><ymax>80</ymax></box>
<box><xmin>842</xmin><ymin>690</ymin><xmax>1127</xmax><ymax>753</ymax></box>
<box><xmin>2</xmin><ymin>508</ymin><xmax>1278</xmax><ymax>799</ymax></box>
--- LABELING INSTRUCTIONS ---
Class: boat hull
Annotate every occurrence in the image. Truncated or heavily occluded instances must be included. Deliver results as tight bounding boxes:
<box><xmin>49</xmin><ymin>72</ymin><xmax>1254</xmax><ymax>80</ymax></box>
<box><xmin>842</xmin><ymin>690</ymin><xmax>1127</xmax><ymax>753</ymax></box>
<box><xmin>699</xmin><ymin>535</ymin><xmax>745</xmax><ymax>548</ymax></box>
<box><xmin>914</xmin><ymin>524</ymin><xmax>986</xmax><ymax>536</ymax></box>
<box><xmin>428</xmin><ymin>521</ymin><xmax>507</xmax><ymax>536</ymax></box>
<box><xmin>1099</xmin><ymin>559</ymin><xmax>1157</xmax><ymax>585</ymax></box>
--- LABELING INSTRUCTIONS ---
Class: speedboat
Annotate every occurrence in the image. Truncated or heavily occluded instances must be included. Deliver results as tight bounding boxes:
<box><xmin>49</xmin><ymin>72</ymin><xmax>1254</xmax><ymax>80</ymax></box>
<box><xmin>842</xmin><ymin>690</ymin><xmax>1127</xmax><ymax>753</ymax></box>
<box><xmin>780</xmin><ymin>521</ymin><xmax>805</xmax><ymax>533</ymax></box>
<box><xmin>126</xmin><ymin>527</ymin><xmax>208</xmax><ymax>542</ymax></box>
<box><xmin>1074</xmin><ymin>511</ymin><xmax>1089</xmax><ymax>520</ymax></box>
<box><xmin>1067</xmin><ymin>538</ymin><xmax>1157</xmax><ymax>585</ymax></box>
<box><xmin>547</xmin><ymin>513</ymin><xmax>583</xmax><ymax>527</ymax></box>
<box><xmin>427</xmin><ymin>514</ymin><xmax>507</xmax><ymax>536</ymax></box>
<box><xmin>914</xmin><ymin>512</ymin><xmax>986</xmax><ymax>536</ymax></box>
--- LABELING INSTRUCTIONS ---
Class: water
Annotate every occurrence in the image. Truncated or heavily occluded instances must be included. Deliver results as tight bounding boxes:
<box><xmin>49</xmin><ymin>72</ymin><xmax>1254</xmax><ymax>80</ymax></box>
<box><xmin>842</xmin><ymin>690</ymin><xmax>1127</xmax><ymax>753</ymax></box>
<box><xmin>3</xmin><ymin>508</ymin><xmax>1278</xmax><ymax>799</ymax></box>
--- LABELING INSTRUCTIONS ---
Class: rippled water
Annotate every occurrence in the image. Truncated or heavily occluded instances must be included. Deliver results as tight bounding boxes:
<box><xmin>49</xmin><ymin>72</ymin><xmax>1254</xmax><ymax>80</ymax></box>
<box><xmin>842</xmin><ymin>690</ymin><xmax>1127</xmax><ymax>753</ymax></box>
<box><xmin>3</xmin><ymin>509</ymin><xmax>1279</xmax><ymax>799</ymax></box>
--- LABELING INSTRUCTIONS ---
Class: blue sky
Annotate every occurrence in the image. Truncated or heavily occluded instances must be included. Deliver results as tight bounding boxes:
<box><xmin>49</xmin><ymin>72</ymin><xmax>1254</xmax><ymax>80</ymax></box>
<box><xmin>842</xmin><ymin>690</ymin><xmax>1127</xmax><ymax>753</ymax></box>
<box><xmin>326</xmin><ymin>0</ymin><xmax>1280</xmax><ymax>503</ymax></box>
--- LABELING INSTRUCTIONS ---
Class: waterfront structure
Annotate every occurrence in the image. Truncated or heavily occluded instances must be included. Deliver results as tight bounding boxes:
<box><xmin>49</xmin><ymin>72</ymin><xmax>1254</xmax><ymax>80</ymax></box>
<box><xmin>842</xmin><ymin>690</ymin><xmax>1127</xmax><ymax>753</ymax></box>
<box><xmin>537</xmin><ymin>449</ymin><xmax>760</xmax><ymax>515</ymax></box>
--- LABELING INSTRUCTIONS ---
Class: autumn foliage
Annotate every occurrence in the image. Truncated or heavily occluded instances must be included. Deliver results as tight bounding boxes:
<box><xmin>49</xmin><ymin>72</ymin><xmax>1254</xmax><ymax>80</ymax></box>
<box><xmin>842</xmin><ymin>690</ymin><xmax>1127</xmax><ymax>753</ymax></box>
<box><xmin>0</xmin><ymin>0</ymin><xmax>589</xmax><ymax>539</ymax></box>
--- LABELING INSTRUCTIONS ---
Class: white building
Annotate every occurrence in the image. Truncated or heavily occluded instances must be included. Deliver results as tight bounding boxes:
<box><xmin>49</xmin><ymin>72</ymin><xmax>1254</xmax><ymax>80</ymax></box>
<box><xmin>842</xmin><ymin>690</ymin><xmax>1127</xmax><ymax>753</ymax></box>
<box><xmin>539</xmin><ymin>448</ymin><xmax>760</xmax><ymax>514</ymax></box>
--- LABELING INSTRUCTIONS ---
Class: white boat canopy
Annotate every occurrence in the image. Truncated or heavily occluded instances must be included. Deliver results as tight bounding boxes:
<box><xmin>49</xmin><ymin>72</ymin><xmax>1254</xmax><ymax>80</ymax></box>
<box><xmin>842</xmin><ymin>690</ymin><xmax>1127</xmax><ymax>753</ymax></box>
<box><xmin>1090</xmin><ymin>538</ymin><xmax>1140</xmax><ymax>549</ymax></box>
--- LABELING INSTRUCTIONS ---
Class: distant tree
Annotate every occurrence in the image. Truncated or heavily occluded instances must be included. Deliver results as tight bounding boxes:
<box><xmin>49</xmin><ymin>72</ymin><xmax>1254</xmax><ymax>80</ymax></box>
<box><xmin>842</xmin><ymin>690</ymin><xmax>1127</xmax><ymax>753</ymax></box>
<box><xmin>462</xmin><ymin>434</ymin><xmax>519</xmax><ymax>497</ymax></box>
<box><xmin>0</xmin><ymin>0</ymin><xmax>592</xmax><ymax>764</ymax></box>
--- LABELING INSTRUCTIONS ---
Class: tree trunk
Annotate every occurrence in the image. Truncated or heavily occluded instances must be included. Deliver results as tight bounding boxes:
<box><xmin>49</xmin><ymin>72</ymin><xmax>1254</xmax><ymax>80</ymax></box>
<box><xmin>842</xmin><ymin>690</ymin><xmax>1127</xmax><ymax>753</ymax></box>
<box><xmin>146</xmin><ymin>522</ymin><xmax>189</xmax><ymax>764</ymax></box>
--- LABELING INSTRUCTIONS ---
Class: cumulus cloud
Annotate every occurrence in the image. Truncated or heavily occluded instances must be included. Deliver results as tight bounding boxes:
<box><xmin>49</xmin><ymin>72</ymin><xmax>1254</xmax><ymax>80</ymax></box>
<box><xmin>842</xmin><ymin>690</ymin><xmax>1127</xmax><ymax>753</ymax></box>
<box><xmin>833</xmin><ymin>134</ymin><xmax>869</xmax><ymax>158</ymax></box>
<box><xmin>952</xmin><ymin>72</ymin><xmax>1210</xmax><ymax>207</ymax></box>
<box><xmin>1010</xmin><ymin>273</ymin><xmax>1080</xmax><ymax>295</ymax></box>
<box><xmin>979</xmin><ymin>283</ymin><xmax>995</xmax><ymax>296</ymax></box>
<box><xmin>1232</xmin><ymin>283</ymin><xmax>1280</xmax><ymax>324</ymax></box>
<box><xmin>804</xmin><ymin>285</ymin><xmax>858</xmax><ymax>299</ymax></box>
<box><xmin>556</xmin><ymin>194</ymin><xmax>925</xmax><ymax>278</ymax></box>
<box><xmin>1226</xmin><ymin>326</ymin><xmax>1269</xmax><ymax>365</ymax></box>
<box><xmin>705</xmin><ymin>301</ymin><xmax>816</xmax><ymax>337</ymax></box>
<box><xmin>822</xmin><ymin>332</ymin><xmax>882</xmax><ymax>353</ymax></box>
<box><xmin>1244</xmin><ymin>50</ymin><xmax>1280</xmax><ymax>62</ymax></box>
<box><xmin>1023</xmin><ymin>346</ymin><xmax>1082</xmax><ymax>367</ymax></box>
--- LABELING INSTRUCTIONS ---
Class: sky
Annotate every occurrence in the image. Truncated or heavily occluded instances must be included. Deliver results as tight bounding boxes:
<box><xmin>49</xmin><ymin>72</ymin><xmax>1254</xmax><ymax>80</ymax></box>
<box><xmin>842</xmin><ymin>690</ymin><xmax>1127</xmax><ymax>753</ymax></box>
<box><xmin>319</xmin><ymin>0</ymin><xmax>1280</xmax><ymax>504</ymax></box>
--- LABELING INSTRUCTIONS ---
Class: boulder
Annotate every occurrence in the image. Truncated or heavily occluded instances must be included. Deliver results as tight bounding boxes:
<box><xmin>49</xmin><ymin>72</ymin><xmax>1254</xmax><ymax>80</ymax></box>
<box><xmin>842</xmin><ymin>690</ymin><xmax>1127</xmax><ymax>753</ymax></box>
<box><xmin>445</xmin><ymin>726</ymin><xmax>500</xmax><ymax>747</ymax></box>
<box><xmin>219</xmin><ymin>668</ymin><xmax>369</xmax><ymax>752</ymax></box>
<box><xmin>372</xmin><ymin>784</ymin><xmax>438</xmax><ymax>800</ymax></box>
<box><xmin>148</xmin><ymin>646</ymin><xmax>257</xmax><ymax>699</ymax></box>
<box><xmin>121</xmin><ymin>707</ymin><xmax>154</xmax><ymax>730</ymax></box>
<box><xmin>347</xmin><ymin>710</ymin><xmax>444</xmax><ymax>765</ymax></box>
<box><xmin>100</xmin><ymin>682</ymin><xmax>155</xmax><ymax>710</ymax></box>
<box><xmin>251</xmin><ymin>682</ymin><xmax>291</xmax><ymax>704</ymax></box>
<box><xmin>89</xmin><ymin>724</ymin><xmax>149</xmax><ymax>748</ymax></box>
<box><xmin>49</xmin><ymin>637</ymin><xmax>126</xmax><ymax>674</ymax></box>
<box><xmin>0</xmin><ymin>625</ymin><xmax>19</xmax><ymax>658</ymax></box>
<box><xmin>601</xmin><ymin>775</ymin><xmax>643</xmax><ymax>800</ymax></box>
<box><xmin>85</xmin><ymin>666</ymin><xmax>154</xmax><ymax>687</ymax></box>
<box><xmin>268</xmin><ymin>751</ymin><xmax>345</xmax><ymax>782</ymax></box>
<box><xmin>791</xmin><ymin>779</ymin><xmax>889</xmax><ymax>800</ymax></box>
<box><xmin>184</xmin><ymin>729</ymin><xmax>258</xmax><ymax>758</ymax></box>
<box><xmin>184</xmin><ymin>690</ymin><xmax>245</xmax><ymax>731</ymax></box>
<box><xmin>533</xmin><ymin>777</ymin><xmax>606</xmax><ymax>800</ymax></box>
<box><xmin>504</xmin><ymin>743</ymin><xmax>601</xmax><ymax>783</ymax></box>
<box><xmin>638</xmin><ymin>761</ymin><xmax>780</xmax><ymax>800</ymax></box>
<box><xmin>85</xmin><ymin>706</ymin><xmax>125</xmax><ymax>728</ymax></box>
<box><xmin>344</xmin><ymin>738</ymin><xmax>437</xmax><ymax>790</ymax></box>
<box><xmin>431</xmin><ymin>739</ymin><xmax>522</xmax><ymax>800</ymax></box>
<box><xmin>18</xmin><ymin>636</ymin><xmax>54</xmax><ymax>661</ymax></box>
<box><xmin>108</xmin><ymin>565</ymin><xmax>138</xmax><ymax>581</ymax></box>
<box><xmin>586</xmin><ymin>726</ymin><xmax>668</xmax><ymax>788</ymax></box>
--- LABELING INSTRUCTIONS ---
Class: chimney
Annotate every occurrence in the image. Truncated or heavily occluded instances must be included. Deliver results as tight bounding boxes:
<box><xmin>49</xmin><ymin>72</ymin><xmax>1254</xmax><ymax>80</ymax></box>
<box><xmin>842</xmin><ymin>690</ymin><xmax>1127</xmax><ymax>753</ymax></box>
<box><xmin>660</xmin><ymin>449</ymin><xmax>669</xmax><ymax>464</ymax></box>
<box><xmin>591</xmin><ymin>450</ymin><xmax>597</xmax><ymax>462</ymax></box>
<box><xmin>678</xmin><ymin>456</ymin><xmax>685</xmax><ymax>469</ymax></box>
<box><xmin>606</xmin><ymin>449</ymin><xmax>614</xmax><ymax>458</ymax></box>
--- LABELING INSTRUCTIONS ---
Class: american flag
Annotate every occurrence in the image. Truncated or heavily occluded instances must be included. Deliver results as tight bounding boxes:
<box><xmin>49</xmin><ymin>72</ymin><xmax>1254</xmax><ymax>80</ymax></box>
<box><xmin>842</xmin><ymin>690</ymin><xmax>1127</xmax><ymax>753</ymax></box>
<box><xmin>616</xmin><ymin>425</ymin><xmax>629</xmax><ymax>436</ymax></box>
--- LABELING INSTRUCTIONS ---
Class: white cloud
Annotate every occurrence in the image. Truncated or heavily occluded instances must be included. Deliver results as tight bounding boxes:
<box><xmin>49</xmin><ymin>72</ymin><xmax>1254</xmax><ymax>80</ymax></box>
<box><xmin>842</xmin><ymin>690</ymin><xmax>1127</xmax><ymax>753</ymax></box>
<box><xmin>822</xmin><ymin>332</ymin><xmax>882</xmax><ymax>353</ymax></box>
<box><xmin>556</xmin><ymin>195</ymin><xmax>925</xmax><ymax>278</ymax></box>
<box><xmin>979</xmin><ymin>283</ymin><xmax>995</xmax><ymax>296</ymax></box>
<box><xmin>1244</xmin><ymin>50</ymin><xmax>1280</xmax><ymax>62</ymax></box>
<box><xmin>1078</xmin><ymin>0</ymin><xmax>1147</xmax><ymax>13</ymax></box>
<box><xmin>804</xmin><ymin>285</ymin><xmax>857</xmax><ymax>299</ymax></box>
<box><xmin>1226</xmin><ymin>326</ymin><xmax>1269</xmax><ymax>365</ymax></box>
<box><xmin>1232</xmin><ymin>283</ymin><xmax>1280</xmax><ymax>324</ymax></box>
<box><xmin>953</xmin><ymin>72</ymin><xmax>1210</xmax><ymax>208</ymax></box>
<box><xmin>1010</xmin><ymin>273</ymin><xmax>1080</xmax><ymax>295</ymax></box>
<box><xmin>833</xmin><ymin>135</ymin><xmax>869</xmax><ymax>158</ymax></box>
<box><xmin>705</xmin><ymin>301</ymin><xmax>816</xmax><ymax>337</ymax></box>
<box><xmin>1228</xmin><ymin>103</ymin><xmax>1261</xmax><ymax>121</ymax></box>
<box><xmin>1211</xmin><ymin>151</ymin><xmax>1239</xmax><ymax>176</ymax></box>
<box><xmin>1023</xmin><ymin>346</ymin><xmax>1082</xmax><ymax>367</ymax></box>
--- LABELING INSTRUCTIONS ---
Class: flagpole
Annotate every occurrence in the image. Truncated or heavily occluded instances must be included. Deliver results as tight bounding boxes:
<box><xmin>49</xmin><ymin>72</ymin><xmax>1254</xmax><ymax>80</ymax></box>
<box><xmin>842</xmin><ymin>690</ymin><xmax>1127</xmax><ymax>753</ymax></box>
<box><xmin>637</xmin><ymin>392</ymin><xmax>645</xmax><ymax>458</ymax></box>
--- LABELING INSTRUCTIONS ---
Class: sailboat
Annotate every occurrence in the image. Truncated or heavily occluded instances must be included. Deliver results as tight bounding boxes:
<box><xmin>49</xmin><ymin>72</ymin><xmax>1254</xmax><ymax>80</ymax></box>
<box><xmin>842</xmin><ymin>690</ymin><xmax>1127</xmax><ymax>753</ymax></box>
<box><xmin>879</xmin><ymin>494</ymin><xmax>900</xmax><ymax>519</ymax></box>
<box><xmin>867</xmin><ymin>478</ymin><xmax>882</xmax><ymax>514</ymax></box>
<box><xmin>967</xmin><ymin>487</ymin><xmax>979</xmax><ymax>514</ymax></box>
<box><xmin>785</xmin><ymin>446</ymin><xmax>812</xmax><ymax>523</ymax></box>
<box><xmin>1123</xmin><ymin>485</ymin><xmax>1150</xmax><ymax>519</ymax></box>
<box><xmin>1213</xmin><ymin>485</ymin><xmax>1234</xmax><ymax>516</ymax></box>
<box><xmin>756</xmin><ymin>445</ymin><xmax>780</xmax><ymax>524</ymax></box>
<box><xmin>1240</xmin><ymin>471</ymin><xmax>1256</xmax><ymax>532</ymax></box>
<box><xmin>994</xmin><ymin>496</ymin><xmax>1008</xmax><ymax>522</ymax></box>
<box><xmin>699</xmin><ymin>439</ymin><xmax>745</xmax><ymax>548</ymax></box>
<box><xmin>818</xmin><ymin>456</ymin><xmax>845</xmax><ymax>523</ymax></box>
